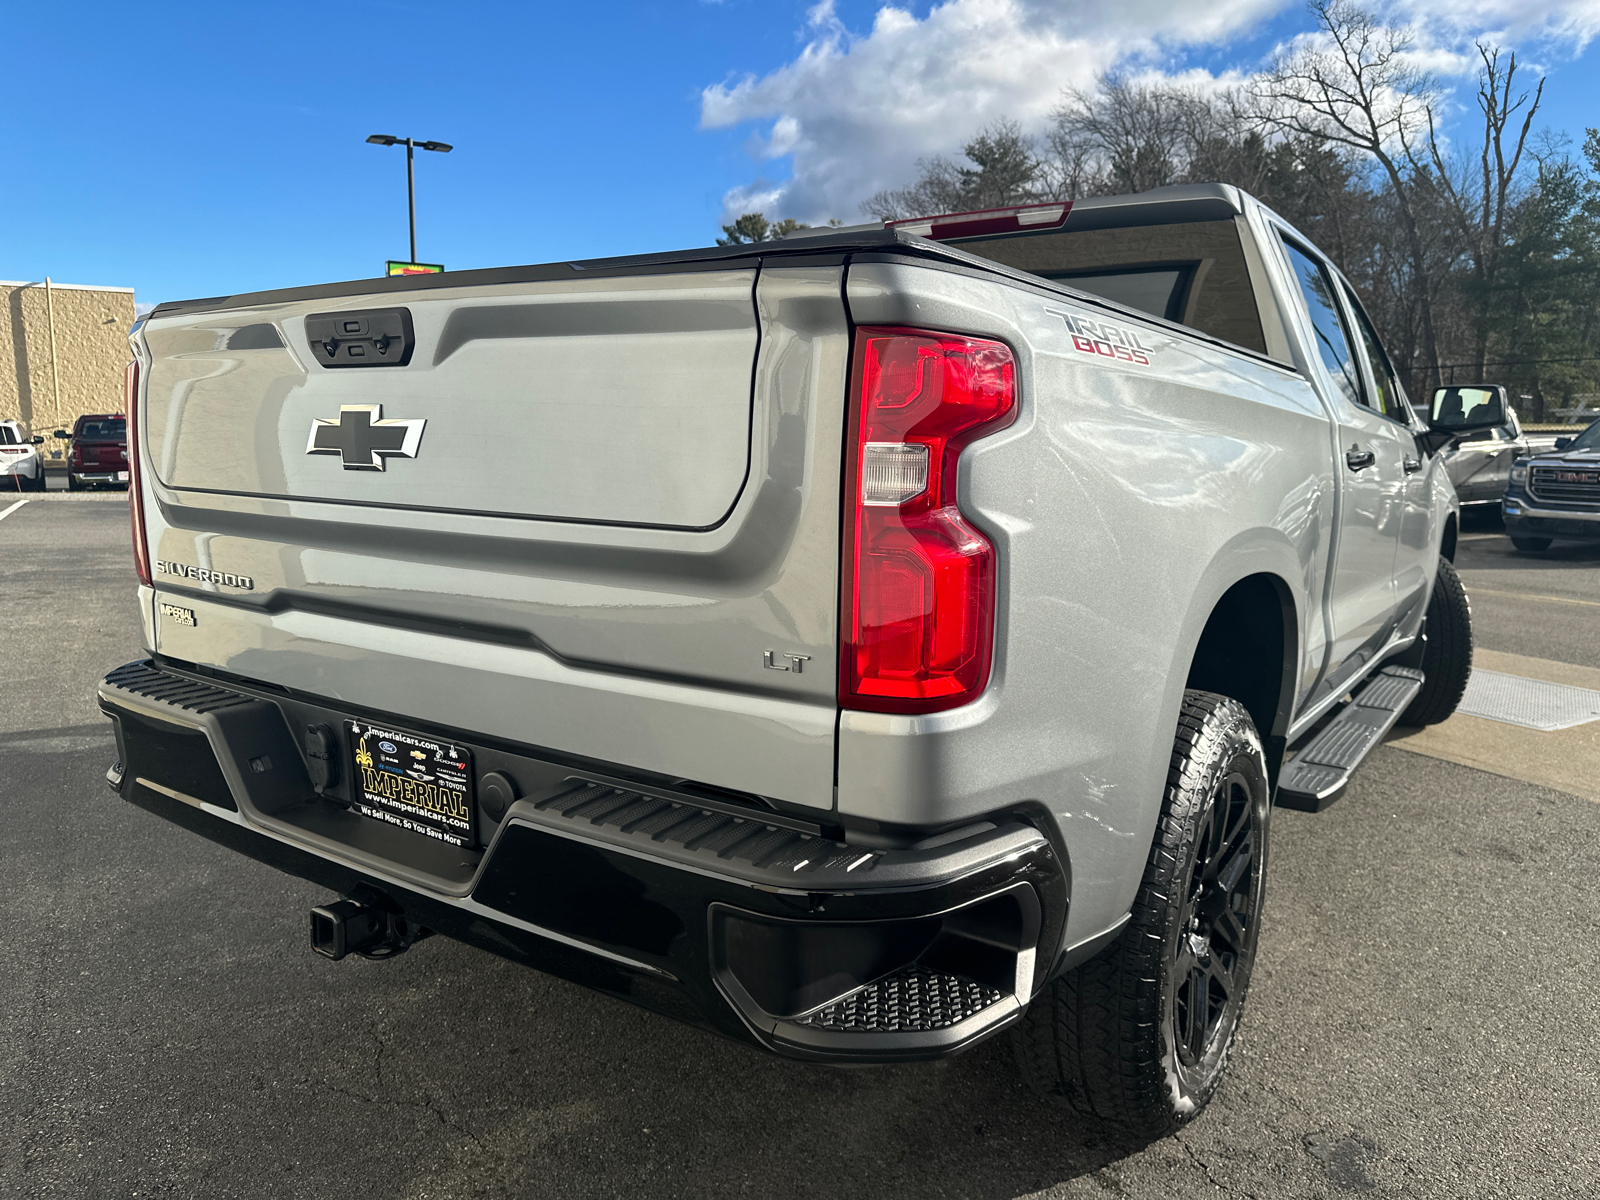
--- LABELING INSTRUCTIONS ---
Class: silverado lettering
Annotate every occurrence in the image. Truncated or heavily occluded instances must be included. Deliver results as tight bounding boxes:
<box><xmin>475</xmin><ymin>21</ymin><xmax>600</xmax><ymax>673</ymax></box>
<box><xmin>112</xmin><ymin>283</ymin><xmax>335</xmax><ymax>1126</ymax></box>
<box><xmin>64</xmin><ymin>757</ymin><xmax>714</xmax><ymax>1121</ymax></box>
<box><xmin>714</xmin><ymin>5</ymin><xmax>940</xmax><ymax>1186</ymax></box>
<box><xmin>154</xmin><ymin>560</ymin><xmax>254</xmax><ymax>590</ymax></box>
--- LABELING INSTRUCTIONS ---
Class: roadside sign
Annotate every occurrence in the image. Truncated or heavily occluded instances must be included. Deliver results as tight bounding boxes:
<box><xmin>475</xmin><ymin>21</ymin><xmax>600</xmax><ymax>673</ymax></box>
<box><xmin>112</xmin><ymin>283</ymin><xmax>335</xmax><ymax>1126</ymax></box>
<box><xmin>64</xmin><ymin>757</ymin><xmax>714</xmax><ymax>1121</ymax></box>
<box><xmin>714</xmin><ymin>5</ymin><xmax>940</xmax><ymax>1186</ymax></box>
<box><xmin>386</xmin><ymin>261</ymin><xmax>444</xmax><ymax>276</ymax></box>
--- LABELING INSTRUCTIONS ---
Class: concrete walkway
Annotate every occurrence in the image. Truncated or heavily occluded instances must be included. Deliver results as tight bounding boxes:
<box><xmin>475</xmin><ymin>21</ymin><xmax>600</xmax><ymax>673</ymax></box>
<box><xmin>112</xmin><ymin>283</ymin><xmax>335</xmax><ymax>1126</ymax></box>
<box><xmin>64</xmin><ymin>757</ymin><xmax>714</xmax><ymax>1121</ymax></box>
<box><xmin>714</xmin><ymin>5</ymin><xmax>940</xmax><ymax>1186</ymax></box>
<box><xmin>1389</xmin><ymin>648</ymin><xmax>1600</xmax><ymax>803</ymax></box>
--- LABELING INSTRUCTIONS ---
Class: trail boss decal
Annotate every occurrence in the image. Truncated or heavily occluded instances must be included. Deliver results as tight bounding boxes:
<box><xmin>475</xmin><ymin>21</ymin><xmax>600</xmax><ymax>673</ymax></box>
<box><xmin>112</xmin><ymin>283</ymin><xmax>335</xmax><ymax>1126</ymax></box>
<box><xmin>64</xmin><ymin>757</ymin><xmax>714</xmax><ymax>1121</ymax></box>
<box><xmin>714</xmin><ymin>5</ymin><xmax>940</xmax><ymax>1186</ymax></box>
<box><xmin>1050</xmin><ymin>309</ymin><xmax>1155</xmax><ymax>366</ymax></box>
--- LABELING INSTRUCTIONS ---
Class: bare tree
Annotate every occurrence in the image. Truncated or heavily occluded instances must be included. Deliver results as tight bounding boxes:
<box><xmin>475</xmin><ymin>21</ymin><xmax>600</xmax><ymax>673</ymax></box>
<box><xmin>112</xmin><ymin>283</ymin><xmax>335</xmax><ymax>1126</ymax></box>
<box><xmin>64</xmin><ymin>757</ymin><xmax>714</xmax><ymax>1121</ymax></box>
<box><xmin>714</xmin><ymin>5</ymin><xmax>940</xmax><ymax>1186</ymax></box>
<box><xmin>1255</xmin><ymin>1</ymin><xmax>1445</xmax><ymax>385</ymax></box>
<box><xmin>1049</xmin><ymin>77</ymin><xmax>1196</xmax><ymax>195</ymax></box>
<box><xmin>1424</xmin><ymin>45</ymin><xmax>1544</xmax><ymax>378</ymax></box>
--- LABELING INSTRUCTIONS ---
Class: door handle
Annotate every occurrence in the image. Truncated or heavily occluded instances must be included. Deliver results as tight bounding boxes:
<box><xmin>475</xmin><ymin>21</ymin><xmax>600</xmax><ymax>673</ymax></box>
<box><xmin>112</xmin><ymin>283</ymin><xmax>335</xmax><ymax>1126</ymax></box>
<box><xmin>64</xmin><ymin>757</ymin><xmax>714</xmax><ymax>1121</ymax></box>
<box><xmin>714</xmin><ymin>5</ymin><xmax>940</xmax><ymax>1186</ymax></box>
<box><xmin>1346</xmin><ymin>447</ymin><xmax>1376</xmax><ymax>471</ymax></box>
<box><xmin>1403</xmin><ymin>457</ymin><xmax>1422</xmax><ymax>474</ymax></box>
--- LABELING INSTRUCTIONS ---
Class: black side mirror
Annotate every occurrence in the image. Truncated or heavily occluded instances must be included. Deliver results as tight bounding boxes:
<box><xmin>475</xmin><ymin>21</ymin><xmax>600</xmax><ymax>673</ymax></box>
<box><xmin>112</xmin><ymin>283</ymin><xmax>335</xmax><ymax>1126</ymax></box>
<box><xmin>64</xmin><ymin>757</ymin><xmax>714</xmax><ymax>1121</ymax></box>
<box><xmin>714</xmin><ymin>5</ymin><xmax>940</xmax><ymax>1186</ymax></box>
<box><xmin>28</xmin><ymin>435</ymin><xmax>43</xmax><ymax>445</ymax></box>
<box><xmin>1428</xmin><ymin>385</ymin><xmax>1506</xmax><ymax>435</ymax></box>
<box><xmin>53</xmin><ymin>430</ymin><xmax>70</xmax><ymax>439</ymax></box>
<box><xmin>1555</xmin><ymin>437</ymin><xmax>1573</xmax><ymax>451</ymax></box>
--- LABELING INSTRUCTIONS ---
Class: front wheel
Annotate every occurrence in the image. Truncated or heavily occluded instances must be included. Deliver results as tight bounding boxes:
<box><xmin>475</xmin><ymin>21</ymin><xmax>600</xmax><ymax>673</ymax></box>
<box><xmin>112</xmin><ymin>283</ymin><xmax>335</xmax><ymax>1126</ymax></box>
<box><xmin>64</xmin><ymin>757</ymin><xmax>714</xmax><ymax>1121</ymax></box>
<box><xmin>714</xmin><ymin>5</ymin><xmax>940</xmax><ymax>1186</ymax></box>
<box><xmin>1510</xmin><ymin>536</ymin><xmax>1552</xmax><ymax>552</ymax></box>
<box><xmin>1398</xmin><ymin>556</ymin><xmax>1473</xmax><ymax>727</ymax></box>
<box><xmin>1013</xmin><ymin>692</ymin><xmax>1270</xmax><ymax>1139</ymax></box>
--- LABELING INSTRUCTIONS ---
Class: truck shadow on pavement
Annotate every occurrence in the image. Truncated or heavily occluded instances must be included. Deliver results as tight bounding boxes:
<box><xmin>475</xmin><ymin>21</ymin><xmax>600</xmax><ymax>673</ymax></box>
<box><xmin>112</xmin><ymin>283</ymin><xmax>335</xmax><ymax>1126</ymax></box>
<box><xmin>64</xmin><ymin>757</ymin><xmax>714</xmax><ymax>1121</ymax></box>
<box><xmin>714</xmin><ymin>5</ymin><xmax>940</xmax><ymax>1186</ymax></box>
<box><xmin>1455</xmin><ymin>507</ymin><xmax>1600</xmax><ymax>571</ymax></box>
<box><xmin>1463</xmin><ymin>542</ymin><xmax>1600</xmax><ymax>570</ymax></box>
<box><xmin>297</xmin><ymin>946</ymin><xmax>1151</xmax><ymax>1199</ymax></box>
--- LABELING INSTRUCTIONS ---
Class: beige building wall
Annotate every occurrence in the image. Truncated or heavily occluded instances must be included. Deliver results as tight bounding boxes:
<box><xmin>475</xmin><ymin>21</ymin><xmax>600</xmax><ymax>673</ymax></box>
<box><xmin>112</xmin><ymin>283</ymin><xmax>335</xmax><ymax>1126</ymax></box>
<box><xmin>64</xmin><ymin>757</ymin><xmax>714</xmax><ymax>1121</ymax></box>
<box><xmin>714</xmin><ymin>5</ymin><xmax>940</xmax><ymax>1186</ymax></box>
<box><xmin>0</xmin><ymin>280</ymin><xmax>137</xmax><ymax>462</ymax></box>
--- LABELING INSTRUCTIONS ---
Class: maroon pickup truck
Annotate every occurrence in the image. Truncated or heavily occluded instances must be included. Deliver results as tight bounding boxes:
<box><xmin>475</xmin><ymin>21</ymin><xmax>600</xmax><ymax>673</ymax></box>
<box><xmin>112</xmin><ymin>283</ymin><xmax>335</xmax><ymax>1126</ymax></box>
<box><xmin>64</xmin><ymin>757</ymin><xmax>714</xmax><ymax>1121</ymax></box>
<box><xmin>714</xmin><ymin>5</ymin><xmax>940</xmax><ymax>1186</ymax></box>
<box><xmin>56</xmin><ymin>413</ymin><xmax>129</xmax><ymax>490</ymax></box>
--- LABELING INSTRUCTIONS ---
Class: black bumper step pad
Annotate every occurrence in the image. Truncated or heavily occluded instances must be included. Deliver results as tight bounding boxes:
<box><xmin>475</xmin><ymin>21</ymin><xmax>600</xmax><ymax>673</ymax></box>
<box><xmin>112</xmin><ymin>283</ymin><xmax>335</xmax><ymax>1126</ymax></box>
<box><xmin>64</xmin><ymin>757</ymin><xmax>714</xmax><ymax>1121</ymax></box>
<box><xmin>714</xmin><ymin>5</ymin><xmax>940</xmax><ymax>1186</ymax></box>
<box><xmin>1277</xmin><ymin>665</ymin><xmax>1424</xmax><ymax>812</ymax></box>
<box><xmin>535</xmin><ymin>781</ymin><xmax>881</xmax><ymax>878</ymax></box>
<box><xmin>104</xmin><ymin>660</ymin><xmax>257</xmax><ymax>716</ymax></box>
<box><xmin>799</xmin><ymin>967</ymin><xmax>1005</xmax><ymax>1033</ymax></box>
<box><xmin>100</xmin><ymin>660</ymin><xmax>318</xmax><ymax>815</ymax></box>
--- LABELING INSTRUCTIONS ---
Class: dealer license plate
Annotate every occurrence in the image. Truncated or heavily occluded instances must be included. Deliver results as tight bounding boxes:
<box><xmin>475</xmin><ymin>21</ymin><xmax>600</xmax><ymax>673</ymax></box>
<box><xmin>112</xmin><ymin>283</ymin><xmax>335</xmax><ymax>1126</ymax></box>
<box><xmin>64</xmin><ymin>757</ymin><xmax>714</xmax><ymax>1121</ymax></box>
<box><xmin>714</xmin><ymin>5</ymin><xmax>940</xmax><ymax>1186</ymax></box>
<box><xmin>347</xmin><ymin>721</ymin><xmax>475</xmax><ymax>848</ymax></box>
<box><xmin>116</xmin><ymin>471</ymin><xmax>129</xmax><ymax>482</ymax></box>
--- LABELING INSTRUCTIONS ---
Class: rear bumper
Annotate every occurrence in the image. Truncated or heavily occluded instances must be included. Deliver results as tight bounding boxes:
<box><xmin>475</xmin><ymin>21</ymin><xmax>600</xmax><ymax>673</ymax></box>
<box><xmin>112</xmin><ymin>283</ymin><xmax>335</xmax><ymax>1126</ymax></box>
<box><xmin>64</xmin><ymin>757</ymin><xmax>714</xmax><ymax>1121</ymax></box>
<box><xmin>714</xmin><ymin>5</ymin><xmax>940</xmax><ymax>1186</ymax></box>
<box><xmin>97</xmin><ymin>658</ymin><xmax>1068</xmax><ymax>1062</ymax></box>
<box><xmin>70</xmin><ymin>470</ymin><xmax>128</xmax><ymax>484</ymax></box>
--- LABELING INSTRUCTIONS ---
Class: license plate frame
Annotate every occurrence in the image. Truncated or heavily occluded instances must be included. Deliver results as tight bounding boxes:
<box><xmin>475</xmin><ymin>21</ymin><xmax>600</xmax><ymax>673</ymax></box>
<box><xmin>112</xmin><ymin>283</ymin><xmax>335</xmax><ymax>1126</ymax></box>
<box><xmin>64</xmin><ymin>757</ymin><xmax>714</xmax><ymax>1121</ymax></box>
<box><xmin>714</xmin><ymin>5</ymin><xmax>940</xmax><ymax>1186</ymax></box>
<box><xmin>346</xmin><ymin>721</ymin><xmax>476</xmax><ymax>848</ymax></box>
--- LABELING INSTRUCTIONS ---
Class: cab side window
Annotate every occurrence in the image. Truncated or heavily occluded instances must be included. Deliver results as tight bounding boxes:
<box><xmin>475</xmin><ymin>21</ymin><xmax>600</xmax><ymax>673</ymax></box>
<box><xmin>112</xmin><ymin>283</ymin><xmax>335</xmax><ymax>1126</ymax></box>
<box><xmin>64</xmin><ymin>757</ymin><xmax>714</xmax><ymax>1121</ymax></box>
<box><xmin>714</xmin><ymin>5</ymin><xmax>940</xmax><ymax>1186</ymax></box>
<box><xmin>1281</xmin><ymin>238</ymin><xmax>1364</xmax><ymax>411</ymax></box>
<box><xmin>1342</xmin><ymin>286</ymin><xmax>1409</xmax><ymax>423</ymax></box>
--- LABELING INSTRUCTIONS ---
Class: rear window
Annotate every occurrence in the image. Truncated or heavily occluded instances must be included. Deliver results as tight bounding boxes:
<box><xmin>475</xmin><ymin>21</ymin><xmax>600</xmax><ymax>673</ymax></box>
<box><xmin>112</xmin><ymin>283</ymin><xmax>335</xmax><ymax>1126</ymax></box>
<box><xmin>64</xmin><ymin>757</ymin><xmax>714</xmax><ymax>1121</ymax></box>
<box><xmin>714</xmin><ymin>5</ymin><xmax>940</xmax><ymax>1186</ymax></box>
<box><xmin>0</xmin><ymin>425</ymin><xmax>16</xmax><ymax>445</ymax></box>
<box><xmin>957</xmin><ymin>219</ymin><xmax>1268</xmax><ymax>355</ymax></box>
<box><xmin>76</xmin><ymin>419</ymin><xmax>126</xmax><ymax>439</ymax></box>
<box><xmin>1046</xmin><ymin>265</ymin><xmax>1194</xmax><ymax>323</ymax></box>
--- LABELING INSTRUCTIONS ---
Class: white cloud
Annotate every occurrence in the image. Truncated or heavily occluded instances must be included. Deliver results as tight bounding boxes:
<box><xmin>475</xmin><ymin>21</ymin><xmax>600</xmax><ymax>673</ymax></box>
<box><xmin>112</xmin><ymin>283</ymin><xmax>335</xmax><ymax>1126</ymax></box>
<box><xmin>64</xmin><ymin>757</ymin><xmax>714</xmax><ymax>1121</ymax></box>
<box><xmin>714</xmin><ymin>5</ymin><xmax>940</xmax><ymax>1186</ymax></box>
<box><xmin>701</xmin><ymin>0</ymin><xmax>1600</xmax><ymax>222</ymax></box>
<box><xmin>700</xmin><ymin>0</ymin><xmax>1287</xmax><ymax>221</ymax></box>
<box><xmin>1396</xmin><ymin>0</ymin><xmax>1600</xmax><ymax>45</ymax></box>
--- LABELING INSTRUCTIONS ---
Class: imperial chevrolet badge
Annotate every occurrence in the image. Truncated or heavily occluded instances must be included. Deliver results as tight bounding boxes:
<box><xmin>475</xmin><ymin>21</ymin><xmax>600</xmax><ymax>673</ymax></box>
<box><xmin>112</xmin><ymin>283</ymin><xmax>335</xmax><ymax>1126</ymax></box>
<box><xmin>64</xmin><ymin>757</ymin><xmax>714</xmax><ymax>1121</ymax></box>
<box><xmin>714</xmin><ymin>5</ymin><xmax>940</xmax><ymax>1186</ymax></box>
<box><xmin>306</xmin><ymin>404</ymin><xmax>426</xmax><ymax>471</ymax></box>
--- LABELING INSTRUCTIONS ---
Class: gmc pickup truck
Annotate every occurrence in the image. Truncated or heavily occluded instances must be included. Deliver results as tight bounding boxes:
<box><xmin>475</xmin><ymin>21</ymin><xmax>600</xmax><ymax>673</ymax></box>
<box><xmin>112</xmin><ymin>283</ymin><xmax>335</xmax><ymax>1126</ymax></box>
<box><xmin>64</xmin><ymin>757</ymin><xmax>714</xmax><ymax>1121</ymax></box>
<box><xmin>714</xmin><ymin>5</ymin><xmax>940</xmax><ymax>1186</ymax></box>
<box><xmin>1503</xmin><ymin>416</ymin><xmax>1600</xmax><ymax>550</ymax></box>
<box><xmin>99</xmin><ymin>183</ymin><xmax>1497</xmax><ymax>1137</ymax></box>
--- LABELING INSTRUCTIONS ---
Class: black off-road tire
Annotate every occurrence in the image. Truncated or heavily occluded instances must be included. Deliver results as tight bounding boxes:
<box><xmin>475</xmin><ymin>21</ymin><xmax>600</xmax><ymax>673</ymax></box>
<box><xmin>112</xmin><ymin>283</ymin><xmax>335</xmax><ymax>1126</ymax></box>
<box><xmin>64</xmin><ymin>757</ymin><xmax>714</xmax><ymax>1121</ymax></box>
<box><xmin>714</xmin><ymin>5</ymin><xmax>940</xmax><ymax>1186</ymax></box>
<box><xmin>30</xmin><ymin>466</ymin><xmax>47</xmax><ymax>492</ymax></box>
<box><xmin>1013</xmin><ymin>692</ymin><xmax>1270</xmax><ymax>1139</ymax></box>
<box><xmin>1398</xmin><ymin>556</ymin><xmax>1473</xmax><ymax>727</ymax></box>
<box><xmin>1510</xmin><ymin>536</ymin><xmax>1552</xmax><ymax>553</ymax></box>
<box><xmin>66</xmin><ymin>473</ymin><xmax>82</xmax><ymax>492</ymax></box>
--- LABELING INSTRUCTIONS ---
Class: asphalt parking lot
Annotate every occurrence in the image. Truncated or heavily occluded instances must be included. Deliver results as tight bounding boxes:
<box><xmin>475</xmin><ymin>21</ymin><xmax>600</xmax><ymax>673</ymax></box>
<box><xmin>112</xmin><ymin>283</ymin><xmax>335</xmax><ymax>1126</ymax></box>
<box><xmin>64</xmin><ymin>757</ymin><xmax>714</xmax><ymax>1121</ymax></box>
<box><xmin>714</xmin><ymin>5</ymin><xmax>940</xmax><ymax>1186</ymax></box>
<box><xmin>2</xmin><ymin>494</ymin><xmax>1598</xmax><ymax>1199</ymax></box>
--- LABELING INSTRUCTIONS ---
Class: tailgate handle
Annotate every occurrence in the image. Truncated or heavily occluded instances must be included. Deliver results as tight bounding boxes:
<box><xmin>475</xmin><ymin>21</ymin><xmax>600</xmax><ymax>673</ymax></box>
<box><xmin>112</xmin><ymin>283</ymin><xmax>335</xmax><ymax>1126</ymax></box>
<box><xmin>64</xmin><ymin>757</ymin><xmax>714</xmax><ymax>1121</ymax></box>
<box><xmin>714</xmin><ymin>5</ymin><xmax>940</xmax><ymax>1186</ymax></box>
<box><xmin>305</xmin><ymin>308</ymin><xmax>415</xmax><ymax>368</ymax></box>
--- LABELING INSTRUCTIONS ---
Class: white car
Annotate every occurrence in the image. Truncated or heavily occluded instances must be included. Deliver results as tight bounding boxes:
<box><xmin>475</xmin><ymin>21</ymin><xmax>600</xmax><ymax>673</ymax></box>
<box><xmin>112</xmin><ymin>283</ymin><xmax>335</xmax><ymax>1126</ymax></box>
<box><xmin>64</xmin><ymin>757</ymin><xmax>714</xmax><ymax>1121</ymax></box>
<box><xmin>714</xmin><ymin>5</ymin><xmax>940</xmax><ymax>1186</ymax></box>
<box><xmin>0</xmin><ymin>420</ymin><xmax>47</xmax><ymax>492</ymax></box>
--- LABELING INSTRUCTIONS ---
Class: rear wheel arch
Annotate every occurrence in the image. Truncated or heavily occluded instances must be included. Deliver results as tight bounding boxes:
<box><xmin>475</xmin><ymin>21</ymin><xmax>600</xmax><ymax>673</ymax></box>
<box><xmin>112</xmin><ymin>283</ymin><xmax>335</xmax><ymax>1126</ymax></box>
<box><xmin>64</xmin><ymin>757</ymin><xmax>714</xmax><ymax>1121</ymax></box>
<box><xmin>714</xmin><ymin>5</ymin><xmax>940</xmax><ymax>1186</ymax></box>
<box><xmin>1184</xmin><ymin>573</ymin><xmax>1298</xmax><ymax>786</ymax></box>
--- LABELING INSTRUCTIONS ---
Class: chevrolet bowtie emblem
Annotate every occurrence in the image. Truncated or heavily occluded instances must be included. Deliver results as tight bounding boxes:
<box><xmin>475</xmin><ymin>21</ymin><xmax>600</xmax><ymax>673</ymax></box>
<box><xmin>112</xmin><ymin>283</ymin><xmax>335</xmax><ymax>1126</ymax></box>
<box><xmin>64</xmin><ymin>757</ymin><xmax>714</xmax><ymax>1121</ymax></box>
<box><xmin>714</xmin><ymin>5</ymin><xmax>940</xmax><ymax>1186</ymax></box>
<box><xmin>306</xmin><ymin>405</ymin><xmax>426</xmax><ymax>471</ymax></box>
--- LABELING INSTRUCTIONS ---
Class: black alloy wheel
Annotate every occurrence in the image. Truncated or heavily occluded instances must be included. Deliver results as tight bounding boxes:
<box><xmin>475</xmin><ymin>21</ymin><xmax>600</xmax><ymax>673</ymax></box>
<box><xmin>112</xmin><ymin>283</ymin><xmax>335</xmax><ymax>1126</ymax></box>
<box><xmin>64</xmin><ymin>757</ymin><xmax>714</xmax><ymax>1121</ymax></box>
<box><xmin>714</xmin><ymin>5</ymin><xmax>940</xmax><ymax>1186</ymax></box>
<box><xmin>1170</xmin><ymin>766</ymin><xmax>1262</xmax><ymax>1084</ymax></box>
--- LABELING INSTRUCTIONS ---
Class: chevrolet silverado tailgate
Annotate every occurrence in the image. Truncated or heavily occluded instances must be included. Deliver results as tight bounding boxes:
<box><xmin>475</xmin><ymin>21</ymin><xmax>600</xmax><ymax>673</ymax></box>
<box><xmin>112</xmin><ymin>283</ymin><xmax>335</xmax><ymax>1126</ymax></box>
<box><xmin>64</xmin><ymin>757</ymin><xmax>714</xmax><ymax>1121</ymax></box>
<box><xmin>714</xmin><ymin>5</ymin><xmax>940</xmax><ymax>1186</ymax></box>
<box><xmin>135</xmin><ymin>262</ymin><xmax>849</xmax><ymax>811</ymax></box>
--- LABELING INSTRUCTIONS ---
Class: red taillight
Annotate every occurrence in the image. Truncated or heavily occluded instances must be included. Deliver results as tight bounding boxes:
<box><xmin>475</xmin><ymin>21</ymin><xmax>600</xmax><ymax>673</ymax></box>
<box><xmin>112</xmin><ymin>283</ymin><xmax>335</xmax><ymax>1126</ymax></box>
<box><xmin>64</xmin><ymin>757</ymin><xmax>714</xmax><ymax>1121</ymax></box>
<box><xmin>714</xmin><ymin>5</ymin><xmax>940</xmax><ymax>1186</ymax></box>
<box><xmin>840</xmin><ymin>328</ymin><xmax>1016</xmax><ymax>713</ymax></box>
<box><xmin>126</xmin><ymin>360</ymin><xmax>151</xmax><ymax>586</ymax></box>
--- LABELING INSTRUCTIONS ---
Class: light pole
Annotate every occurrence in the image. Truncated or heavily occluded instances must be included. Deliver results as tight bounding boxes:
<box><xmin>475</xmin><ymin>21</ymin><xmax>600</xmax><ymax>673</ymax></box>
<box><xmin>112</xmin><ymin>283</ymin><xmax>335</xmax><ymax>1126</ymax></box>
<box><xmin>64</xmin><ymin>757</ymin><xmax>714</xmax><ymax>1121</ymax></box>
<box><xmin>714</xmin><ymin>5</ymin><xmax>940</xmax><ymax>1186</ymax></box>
<box><xmin>366</xmin><ymin>134</ymin><xmax>452</xmax><ymax>264</ymax></box>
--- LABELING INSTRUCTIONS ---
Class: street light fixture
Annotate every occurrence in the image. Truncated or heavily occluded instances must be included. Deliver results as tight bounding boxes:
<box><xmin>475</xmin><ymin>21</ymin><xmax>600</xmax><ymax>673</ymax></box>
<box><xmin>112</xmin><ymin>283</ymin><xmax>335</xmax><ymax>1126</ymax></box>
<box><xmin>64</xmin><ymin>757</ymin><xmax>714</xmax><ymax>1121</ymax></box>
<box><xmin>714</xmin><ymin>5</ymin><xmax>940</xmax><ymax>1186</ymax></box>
<box><xmin>366</xmin><ymin>134</ymin><xmax>453</xmax><ymax>264</ymax></box>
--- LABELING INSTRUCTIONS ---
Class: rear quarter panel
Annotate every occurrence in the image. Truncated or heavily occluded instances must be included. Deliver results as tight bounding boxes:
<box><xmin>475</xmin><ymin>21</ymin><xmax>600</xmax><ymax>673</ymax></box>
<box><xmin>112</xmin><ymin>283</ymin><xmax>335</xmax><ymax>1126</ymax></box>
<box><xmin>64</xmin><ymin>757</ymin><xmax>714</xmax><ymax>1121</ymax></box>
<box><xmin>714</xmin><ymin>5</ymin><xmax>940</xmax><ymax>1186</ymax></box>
<box><xmin>838</xmin><ymin>260</ymin><xmax>1334</xmax><ymax>947</ymax></box>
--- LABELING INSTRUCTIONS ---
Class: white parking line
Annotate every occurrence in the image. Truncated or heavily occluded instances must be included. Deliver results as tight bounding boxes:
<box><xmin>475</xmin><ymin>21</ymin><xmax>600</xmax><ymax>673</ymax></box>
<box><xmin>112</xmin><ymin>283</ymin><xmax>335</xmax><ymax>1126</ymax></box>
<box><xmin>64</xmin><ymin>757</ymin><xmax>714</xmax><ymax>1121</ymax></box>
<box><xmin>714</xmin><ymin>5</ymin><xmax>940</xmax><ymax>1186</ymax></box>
<box><xmin>0</xmin><ymin>499</ymin><xmax>28</xmax><ymax>523</ymax></box>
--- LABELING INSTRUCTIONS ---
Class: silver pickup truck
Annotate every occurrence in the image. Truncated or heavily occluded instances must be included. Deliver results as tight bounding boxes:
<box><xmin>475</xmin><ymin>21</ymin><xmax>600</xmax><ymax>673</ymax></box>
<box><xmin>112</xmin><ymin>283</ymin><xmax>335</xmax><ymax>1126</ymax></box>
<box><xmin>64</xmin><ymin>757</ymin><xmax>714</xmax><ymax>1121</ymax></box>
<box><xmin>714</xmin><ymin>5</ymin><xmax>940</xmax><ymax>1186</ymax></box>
<box><xmin>99</xmin><ymin>183</ymin><xmax>1499</xmax><ymax>1137</ymax></box>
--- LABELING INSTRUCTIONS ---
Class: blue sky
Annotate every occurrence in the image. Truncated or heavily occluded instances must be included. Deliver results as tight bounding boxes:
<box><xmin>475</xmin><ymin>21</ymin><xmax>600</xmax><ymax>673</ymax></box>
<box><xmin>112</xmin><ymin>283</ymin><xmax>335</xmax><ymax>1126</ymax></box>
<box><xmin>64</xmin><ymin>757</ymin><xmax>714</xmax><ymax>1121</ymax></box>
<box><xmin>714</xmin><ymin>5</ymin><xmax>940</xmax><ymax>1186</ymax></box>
<box><xmin>3</xmin><ymin>1</ymin><xmax>1596</xmax><ymax>306</ymax></box>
